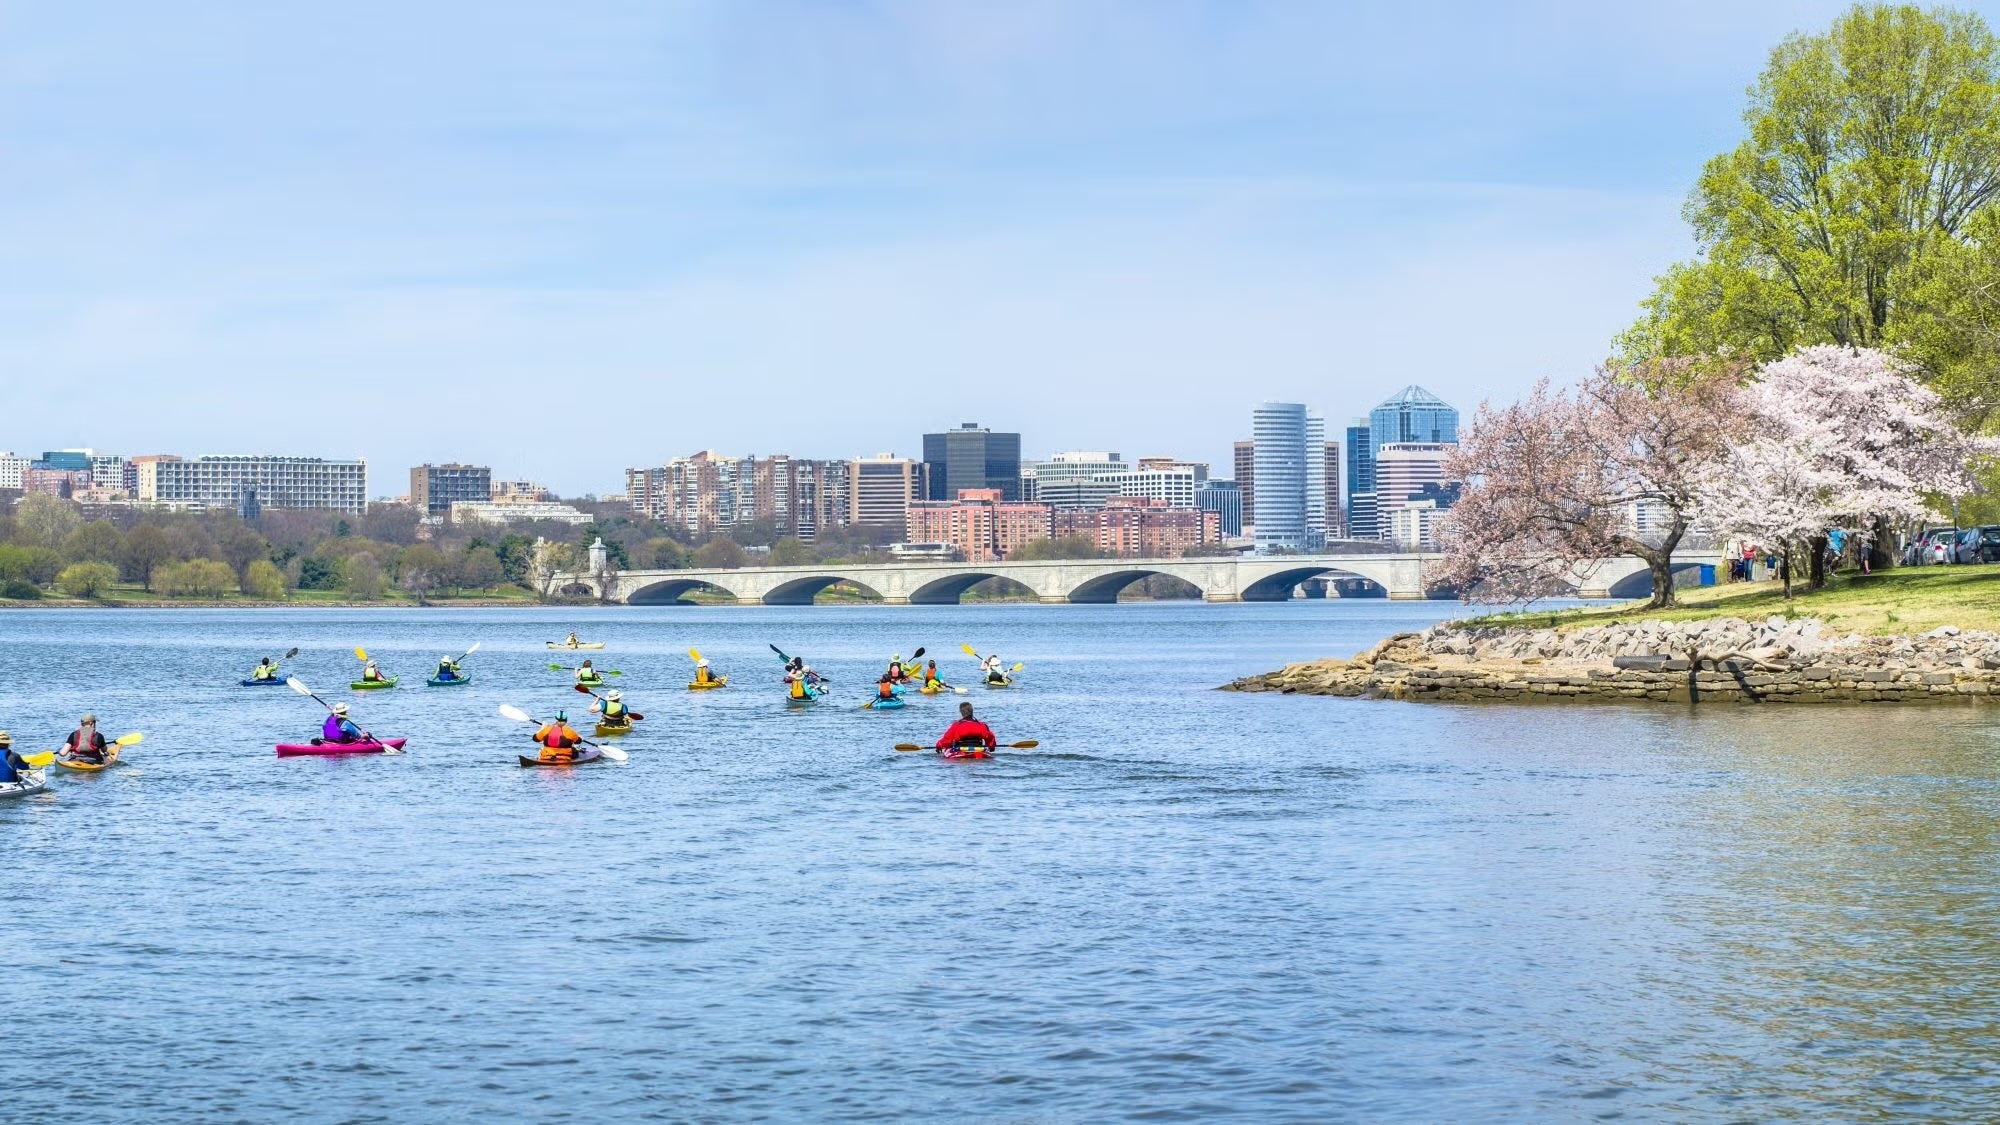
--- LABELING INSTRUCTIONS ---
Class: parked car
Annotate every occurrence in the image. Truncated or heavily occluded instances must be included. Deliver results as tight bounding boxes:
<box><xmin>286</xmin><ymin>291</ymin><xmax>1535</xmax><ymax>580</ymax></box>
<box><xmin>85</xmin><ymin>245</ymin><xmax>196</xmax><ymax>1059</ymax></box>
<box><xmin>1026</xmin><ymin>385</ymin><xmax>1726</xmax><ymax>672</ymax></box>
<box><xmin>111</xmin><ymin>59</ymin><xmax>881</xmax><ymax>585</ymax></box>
<box><xmin>1906</xmin><ymin>527</ymin><xmax>1956</xmax><ymax>565</ymax></box>
<box><xmin>1960</xmin><ymin>525</ymin><xmax>2000</xmax><ymax>564</ymax></box>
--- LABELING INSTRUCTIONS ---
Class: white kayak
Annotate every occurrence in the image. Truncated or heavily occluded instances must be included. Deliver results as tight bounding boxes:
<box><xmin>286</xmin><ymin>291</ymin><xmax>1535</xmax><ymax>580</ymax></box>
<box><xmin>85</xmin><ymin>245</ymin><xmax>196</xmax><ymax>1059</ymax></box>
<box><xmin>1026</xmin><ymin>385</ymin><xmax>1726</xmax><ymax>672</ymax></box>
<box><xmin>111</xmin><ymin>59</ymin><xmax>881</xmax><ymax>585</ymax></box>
<box><xmin>0</xmin><ymin>770</ymin><xmax>49</xmax><ymax>800</ymax></box>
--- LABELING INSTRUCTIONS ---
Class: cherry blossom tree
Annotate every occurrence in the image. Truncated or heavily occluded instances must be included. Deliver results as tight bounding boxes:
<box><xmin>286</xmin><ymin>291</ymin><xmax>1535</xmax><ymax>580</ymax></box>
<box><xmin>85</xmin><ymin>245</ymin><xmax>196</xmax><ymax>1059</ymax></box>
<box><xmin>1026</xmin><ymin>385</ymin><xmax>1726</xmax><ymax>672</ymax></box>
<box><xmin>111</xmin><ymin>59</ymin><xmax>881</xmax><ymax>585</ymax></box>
<box><xmin>1435</xmin><ymin>358</ymin><xmax>1747</xmax><ymax>608</ymax></box>
<box><xmin>1738</xmin><ymin>345</ymin><xmax>1990</xmax><ymax>585</ymax></box>
<box><xmin>1694</xmin><ymin>436</ymin><xmax>1835</xmax><ymax>598</ymax></box>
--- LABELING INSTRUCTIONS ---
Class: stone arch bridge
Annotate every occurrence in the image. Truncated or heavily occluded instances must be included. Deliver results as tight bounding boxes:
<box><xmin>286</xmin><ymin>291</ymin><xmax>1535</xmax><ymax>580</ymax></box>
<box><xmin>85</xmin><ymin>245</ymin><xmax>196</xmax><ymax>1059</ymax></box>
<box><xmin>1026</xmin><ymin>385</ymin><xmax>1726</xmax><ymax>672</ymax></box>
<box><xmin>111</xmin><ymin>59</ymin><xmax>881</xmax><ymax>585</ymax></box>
<box><xmin>553</xmin><ymin>551</ymin><xmax>1724</xmax><ymax>606</ymax></box>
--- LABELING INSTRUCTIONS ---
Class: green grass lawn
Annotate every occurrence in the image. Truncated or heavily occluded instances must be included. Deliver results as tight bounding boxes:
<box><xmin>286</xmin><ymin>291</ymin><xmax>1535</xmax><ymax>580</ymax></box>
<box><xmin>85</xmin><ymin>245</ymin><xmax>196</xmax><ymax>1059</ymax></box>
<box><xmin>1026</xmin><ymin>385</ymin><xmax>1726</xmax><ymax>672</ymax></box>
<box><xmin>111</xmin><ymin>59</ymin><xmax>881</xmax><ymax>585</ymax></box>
<box><xmin>1469</xmin><ymin>564</ymin><xmax>2000</xmax><ymax>636</ymax></box>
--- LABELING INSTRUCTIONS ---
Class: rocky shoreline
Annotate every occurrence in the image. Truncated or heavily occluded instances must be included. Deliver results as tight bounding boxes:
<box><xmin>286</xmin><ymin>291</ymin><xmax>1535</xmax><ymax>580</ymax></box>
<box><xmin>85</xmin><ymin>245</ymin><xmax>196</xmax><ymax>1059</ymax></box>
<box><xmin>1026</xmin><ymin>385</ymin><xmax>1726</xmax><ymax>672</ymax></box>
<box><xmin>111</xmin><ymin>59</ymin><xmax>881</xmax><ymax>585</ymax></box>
<box><xmin>1224</xmin><ymin>616</ymin><xmax>2000</xmax><ymax>705</ymax></box>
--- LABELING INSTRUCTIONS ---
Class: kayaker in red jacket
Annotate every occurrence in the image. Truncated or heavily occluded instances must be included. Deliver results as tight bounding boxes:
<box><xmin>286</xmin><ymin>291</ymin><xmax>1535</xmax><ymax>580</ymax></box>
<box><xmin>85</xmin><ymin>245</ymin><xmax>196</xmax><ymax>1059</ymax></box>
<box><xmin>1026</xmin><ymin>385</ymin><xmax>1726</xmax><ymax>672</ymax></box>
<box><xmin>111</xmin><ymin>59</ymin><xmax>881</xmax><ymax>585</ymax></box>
<box><xmin>934</xmin><ymin>702</ymin><xmax>996</xmax><ymax>750</ymax></box>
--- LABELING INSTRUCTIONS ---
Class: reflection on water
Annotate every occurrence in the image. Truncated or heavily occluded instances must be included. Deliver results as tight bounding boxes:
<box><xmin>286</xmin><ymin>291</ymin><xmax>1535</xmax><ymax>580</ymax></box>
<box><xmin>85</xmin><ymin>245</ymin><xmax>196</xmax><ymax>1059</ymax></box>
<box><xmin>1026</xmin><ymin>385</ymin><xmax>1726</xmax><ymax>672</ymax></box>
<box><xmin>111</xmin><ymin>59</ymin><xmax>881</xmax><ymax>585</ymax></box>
<box><xmin>1</xmin><ymin>604</ymin><xmax>1996</xmax><ymax>1119</ymax></box>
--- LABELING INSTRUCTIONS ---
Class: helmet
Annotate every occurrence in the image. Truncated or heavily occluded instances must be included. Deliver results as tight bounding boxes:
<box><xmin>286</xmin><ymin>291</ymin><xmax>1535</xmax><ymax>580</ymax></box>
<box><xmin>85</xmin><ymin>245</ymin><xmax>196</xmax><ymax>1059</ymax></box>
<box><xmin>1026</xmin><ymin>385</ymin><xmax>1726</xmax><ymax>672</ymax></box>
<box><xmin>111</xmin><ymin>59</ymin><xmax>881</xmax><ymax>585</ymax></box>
<box><xmin>331</xmin><ymin>703</ymin><xmax>349</xmax><ymax>716</ymax></box>
<box><xmin>555</xmin><ymin>709</ymin><xmax>568</xmax><ymax>722</ymax></box>
<box><xmin>607</xmin><ymin>690</ymin><xmax>622</xmax><ymax>702</ymax></box>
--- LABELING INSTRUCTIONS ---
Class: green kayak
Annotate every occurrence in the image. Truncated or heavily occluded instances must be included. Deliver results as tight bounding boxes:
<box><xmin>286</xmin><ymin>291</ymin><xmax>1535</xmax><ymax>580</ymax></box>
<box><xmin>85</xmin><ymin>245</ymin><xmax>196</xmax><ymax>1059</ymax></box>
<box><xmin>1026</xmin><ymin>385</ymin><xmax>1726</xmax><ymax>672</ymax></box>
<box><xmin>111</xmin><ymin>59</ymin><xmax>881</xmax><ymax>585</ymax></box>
<box><xmin>350</xmin><ymin>677</ymin><xmax>399</xmax><ymax>690</ymax></box>
<box><xmin>426</xmin><ymin>675</ymin><xmax>472</xmax><ymax>687</ymax></box>
<box><xmin>576</xmin><ymin>676</ymin><xmax>604</xmax><ymax>688</ymax></box>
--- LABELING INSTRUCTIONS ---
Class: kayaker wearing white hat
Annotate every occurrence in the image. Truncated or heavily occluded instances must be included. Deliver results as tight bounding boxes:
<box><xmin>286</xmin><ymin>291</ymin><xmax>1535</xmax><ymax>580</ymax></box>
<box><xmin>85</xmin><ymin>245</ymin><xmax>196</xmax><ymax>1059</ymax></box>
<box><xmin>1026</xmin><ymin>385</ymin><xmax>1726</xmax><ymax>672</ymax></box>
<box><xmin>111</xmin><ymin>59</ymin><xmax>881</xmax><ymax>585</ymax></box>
<box><xmin>591</xmin><ymin>690</ymin><xmax>632</xmax><ymax>727</ymax></box>
<box><xmin>320</xmin><ymin>702</ymin><xmax>363</xmax><ymax>745</ymax></box>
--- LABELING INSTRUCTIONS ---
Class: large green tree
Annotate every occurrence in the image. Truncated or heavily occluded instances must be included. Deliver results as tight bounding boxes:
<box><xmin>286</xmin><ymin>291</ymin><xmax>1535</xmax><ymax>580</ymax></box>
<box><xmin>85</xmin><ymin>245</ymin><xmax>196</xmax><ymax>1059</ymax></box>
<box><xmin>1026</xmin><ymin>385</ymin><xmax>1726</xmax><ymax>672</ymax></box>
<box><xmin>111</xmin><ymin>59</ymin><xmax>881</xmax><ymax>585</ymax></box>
<box><xmin>1624</xmin><ymin>4</ymin><xmax>2000</xmax><ymax>421</ymax></box>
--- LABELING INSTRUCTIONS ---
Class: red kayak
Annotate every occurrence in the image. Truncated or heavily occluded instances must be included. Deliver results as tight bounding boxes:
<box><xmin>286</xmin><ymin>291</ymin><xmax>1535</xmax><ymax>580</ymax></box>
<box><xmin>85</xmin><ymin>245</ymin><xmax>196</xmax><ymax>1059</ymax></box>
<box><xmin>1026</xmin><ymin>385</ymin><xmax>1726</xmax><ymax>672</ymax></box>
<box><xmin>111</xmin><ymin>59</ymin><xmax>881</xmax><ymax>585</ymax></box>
<box><xmin>275</xmin><ymin>738</ymin><xmax>407</xmax><ymax>757</ymax></box>
<box><xmin>937</xmin><ymin>746</ymin><xmax>992</xmax><ymax>760</ymax></box>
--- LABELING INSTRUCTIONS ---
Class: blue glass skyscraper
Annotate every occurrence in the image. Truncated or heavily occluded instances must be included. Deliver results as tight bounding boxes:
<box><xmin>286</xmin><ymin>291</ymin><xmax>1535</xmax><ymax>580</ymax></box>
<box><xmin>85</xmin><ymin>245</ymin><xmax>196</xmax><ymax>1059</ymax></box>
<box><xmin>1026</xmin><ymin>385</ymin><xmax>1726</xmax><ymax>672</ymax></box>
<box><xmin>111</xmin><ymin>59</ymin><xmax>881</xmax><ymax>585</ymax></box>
<box><xmin>1343</xmin><ymin>421</ymin><xmax>1374</xmax><ymax>539</ymax></box>
<box><xmin>1368</xmin><ymin>386</ymin><xmax>1458</xmax><ymax>455</ymax></box>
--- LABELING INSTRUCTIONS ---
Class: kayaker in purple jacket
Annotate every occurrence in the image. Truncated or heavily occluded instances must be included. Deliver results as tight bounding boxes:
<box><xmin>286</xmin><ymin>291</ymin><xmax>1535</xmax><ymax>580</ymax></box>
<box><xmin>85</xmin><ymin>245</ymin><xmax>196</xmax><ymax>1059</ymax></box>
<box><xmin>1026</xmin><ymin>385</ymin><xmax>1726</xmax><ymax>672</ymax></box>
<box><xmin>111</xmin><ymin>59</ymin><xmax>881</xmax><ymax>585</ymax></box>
<box><xmin>321</xmin><ymin>702</ymin><xmax>363</xmax><ymax>744</ymax></box>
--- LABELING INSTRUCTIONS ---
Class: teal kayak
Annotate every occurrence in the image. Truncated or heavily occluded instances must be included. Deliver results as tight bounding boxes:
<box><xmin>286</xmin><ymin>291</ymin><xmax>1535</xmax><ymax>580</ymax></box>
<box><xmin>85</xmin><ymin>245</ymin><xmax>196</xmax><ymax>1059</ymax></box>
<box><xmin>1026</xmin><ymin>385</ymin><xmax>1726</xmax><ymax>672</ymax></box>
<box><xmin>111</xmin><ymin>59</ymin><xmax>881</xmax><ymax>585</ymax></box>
<box><xmin>426</xmin><ymin>675</ymin><xmax>472</xmax><ymax>687</ymax></box>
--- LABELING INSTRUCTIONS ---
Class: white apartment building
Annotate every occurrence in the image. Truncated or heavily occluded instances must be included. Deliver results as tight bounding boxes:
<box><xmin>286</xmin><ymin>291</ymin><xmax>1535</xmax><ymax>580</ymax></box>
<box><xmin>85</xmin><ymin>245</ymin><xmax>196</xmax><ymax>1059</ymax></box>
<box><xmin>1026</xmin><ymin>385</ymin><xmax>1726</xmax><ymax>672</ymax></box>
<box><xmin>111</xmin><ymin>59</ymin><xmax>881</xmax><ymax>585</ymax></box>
<box><xmin>0</xmin><ymin>453</ymin><xmax>27</xmax><ymax>491</ymax></box>
<box><xmin>137</xmin><ymin>456</ymin><xmax>368</xmax><ymax>514</ymax></box>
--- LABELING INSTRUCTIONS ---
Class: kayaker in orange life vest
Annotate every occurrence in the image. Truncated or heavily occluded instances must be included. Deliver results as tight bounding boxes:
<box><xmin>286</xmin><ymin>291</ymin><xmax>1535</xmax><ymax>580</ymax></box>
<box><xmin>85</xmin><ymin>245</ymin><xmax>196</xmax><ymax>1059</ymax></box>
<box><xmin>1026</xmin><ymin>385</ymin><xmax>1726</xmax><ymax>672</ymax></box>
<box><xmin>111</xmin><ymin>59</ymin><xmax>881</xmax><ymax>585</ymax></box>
<box><xmin>934</xmin><ymin>702</ymin><xmax>996</xmax><ymax>751</ymax></box>
<box><xmin>533</xmin><ymin>709</ymin><xmax>583</xmax><ymax>763</ymax></box>
<box><xmin>877</xmin><ymin>675</ymin><xmax>900</xmax><ymax>701</ymax></box>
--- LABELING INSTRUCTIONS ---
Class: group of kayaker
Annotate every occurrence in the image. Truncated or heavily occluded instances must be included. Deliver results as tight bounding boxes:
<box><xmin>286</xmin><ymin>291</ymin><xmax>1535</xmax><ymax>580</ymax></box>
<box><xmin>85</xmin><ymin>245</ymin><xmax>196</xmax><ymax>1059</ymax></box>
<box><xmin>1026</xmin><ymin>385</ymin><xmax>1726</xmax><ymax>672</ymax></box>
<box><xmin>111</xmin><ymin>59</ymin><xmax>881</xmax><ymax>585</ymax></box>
<box><xmin>212</xmin><ymin>639</ymin><xmax>1021</xmax><ymax>771</ymax></box>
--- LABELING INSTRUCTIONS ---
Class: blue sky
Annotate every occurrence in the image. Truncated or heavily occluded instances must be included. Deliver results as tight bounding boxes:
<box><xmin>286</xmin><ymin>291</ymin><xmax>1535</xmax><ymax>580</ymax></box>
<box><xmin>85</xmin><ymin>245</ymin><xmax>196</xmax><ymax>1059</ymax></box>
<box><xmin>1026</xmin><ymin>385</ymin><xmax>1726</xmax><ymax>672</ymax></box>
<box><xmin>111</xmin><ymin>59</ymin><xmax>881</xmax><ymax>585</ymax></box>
<box><xmin>0</xmin><ymin>1</ymin><xmax>1963</xmax><ymax>496</ymax></box>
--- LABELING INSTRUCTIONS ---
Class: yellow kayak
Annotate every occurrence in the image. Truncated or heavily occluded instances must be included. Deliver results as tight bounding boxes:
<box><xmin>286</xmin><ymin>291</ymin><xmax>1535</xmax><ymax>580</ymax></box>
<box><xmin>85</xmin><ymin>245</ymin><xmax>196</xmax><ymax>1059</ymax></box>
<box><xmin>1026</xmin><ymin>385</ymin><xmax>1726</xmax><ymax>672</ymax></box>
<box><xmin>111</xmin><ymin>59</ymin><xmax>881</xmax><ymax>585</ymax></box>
<box><xmin>593</xmin><ymin>721</ymin><xmax>633</xmax><ymax>738</ymax></box>
<box><xmin>55</xmin><ymin>748</ymin><xmax>119</xmax><ymax>772</ymax></box>
<box><xmin>687</xmin><ymin>675</ymin><xmax>729</xmax><ymax>691</ymax></box>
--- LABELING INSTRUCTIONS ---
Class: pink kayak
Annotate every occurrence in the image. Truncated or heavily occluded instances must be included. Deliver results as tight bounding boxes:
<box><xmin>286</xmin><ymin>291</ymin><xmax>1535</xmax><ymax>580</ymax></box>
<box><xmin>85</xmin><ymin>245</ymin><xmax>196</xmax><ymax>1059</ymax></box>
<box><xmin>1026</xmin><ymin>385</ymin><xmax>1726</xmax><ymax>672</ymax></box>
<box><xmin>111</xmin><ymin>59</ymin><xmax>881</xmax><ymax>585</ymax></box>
<box><xmin>275</xmin><ymin>738</ymin><xmax>408</xmax><ymax>757</ymax></box>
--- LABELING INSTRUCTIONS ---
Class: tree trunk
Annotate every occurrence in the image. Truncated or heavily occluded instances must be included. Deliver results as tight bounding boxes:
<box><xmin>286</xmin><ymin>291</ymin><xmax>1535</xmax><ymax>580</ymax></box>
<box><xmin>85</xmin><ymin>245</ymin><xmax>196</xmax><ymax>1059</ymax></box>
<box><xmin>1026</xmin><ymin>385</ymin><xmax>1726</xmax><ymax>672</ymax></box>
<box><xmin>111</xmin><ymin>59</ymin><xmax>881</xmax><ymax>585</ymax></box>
<box><xmin>1808</xmin><ymin>533</ymin><xmax>1827</xmax><ymax>589</ymax></box>
<box><xmin>1782</xmin><ymin>543</ymin><xmax>1793</xmax><ymax>599</ymax></box>
<box><xmin>1640</xmin><ymin>525</ymin><xmax>1686</xmax><ymax>608</ymax></box>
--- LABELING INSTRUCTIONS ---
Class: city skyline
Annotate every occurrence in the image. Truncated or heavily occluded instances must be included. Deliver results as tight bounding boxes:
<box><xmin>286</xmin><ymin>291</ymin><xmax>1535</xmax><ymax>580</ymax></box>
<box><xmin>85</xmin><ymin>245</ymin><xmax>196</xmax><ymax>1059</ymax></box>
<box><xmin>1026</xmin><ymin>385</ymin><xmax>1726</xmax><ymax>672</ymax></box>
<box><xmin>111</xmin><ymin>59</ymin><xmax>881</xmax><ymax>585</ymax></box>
<box><xmin>0</xmin><ymin>1</ymin><xmax>1947</xmax><ymax>494</ymax></box>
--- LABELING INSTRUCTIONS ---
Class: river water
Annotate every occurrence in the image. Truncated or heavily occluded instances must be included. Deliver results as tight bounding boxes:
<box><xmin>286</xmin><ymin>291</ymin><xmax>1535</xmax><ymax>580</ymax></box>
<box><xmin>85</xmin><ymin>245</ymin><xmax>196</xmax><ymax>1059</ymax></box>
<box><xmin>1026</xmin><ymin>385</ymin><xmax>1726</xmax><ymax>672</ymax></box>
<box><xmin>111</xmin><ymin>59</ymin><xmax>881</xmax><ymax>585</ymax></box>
<box><xmin>2</xmin><ymin>602</ymin><xmax>1997</xmax><ymax>1121</ymax></box>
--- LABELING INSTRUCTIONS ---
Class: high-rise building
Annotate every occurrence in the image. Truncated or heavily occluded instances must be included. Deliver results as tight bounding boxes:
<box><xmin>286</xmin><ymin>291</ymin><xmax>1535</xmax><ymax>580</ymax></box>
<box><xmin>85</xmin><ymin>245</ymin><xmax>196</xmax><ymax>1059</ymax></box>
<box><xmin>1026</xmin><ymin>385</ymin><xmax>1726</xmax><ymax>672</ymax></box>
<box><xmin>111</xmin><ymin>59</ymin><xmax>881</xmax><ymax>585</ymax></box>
<box><xmin>0</xmin><ymin>453</ymin><xmax>27</xmax><ymax>491</ymax></box>
<box><xmin>1374</xmin><ymin>442</ymin><xmax>1456</xmax><ymax>541</ymax></box>
<box><xmin>1368</xmin><ymin>386</ymin><xmax>1458</xmax><ymax>456</ymax></box>
<box><xmin>922</xmin><ymin>423</ymin><xmax>1022</xmax><ymax>501</ymax></box>
<box><xmin>1196</xmin><ymin>479</ymin><xmax>1243</xmax><ymax>538</ymax></box>
<box><xmin>847</xmin><ymin>455</ymin><xmax>927</xmax><ymax>530</ymax></box>
<box><xmin>412</xmin><ymin>463</ymin><xmax>492</xmax><ymax>515</ymax></box>
<box><xmin>905</xmin><ymin>488</ymin><xmax>1052</xmax><ymax>562</ymax></box>
<box><xmin>1022</xmin><ymin>452</ymin><xmax>1122</xmax><ymax>509</ymax></box>
<box><xmin>1304</xmin><ymin>411</ymin><xmax>1327</xmax><ymax>549</ymax></box>
<box><xmin>137</xmin><ymin>455</ymin><xmax>367</xmax><ymax>513</ymax></box>
<box><xmin>1232</xmin><ymin>440</ymin><xmax>1256</xmax><ymax>530</ymax></box>
<box><xmin>1251</xmin><ymin>402</ymin><xmax>1308</xmax><ymax>552</ymax></box>
<box><xmin>1344</xmin><ymin>421</ymin><xmax>1375</xmax><ymax>540</ymax></box>
<box><xmin>1322</xmin><ymin>441</ymin><xmax>1343</xmax><ymax>539</ymax></box>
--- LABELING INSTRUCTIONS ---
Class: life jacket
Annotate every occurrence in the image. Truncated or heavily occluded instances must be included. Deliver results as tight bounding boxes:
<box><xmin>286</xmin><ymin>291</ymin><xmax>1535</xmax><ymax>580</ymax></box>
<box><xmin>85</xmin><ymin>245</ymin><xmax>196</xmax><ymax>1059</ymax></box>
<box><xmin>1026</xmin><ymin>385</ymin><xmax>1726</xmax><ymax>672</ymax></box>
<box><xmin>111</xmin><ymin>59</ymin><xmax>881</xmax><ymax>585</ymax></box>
<box><xmin>537</xmin><ymin>724</ymin><xmax>579</xmax><ymax>758</ymax></box>
<box><xmin>790</xmin><ymin>678</ymin><xmax>808</xmax><ymax>699</ymax></box>
<box><xmin>696</xmin><ymin>667</ymin><xmax>714</xmax><ymax>683</ymax></box>
<box><xmin>887</xmin><ymin>664</ymin><xmax>907</xmax><ymax>681</ymax></box>
<box><xmin>601</xmin><ymin>701</ymin><xmax>628</xmax><ymax>720</ymax></box>
<box><xmin>877</xmin><ymin>681</ymin><xmax>895</xmax><ymax>698</ymax></box>
<box><xmin>254</xmin><ymin>665</ymin><xmax>276</xmax><ymax>680</ymax></box>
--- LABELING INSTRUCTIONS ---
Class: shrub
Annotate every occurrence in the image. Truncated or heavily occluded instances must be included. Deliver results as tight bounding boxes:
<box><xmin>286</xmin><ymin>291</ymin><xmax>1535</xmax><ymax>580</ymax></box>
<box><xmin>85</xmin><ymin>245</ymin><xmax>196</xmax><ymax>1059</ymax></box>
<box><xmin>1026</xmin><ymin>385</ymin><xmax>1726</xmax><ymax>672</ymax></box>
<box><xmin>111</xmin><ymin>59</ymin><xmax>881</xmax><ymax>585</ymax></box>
<box><xmin>1</xmin><ymin>578</ymin><xmax>41</xmax><ymax>599</ymax></box>
<box><xmin>242</xmin><ymin>559</ymin><xmax>288</xmax><ymax>601</ymax></box>
<box><xmin>56</xmin><ymin>561</ymin><xmax>119</xmax><ymax>598</ymax></box>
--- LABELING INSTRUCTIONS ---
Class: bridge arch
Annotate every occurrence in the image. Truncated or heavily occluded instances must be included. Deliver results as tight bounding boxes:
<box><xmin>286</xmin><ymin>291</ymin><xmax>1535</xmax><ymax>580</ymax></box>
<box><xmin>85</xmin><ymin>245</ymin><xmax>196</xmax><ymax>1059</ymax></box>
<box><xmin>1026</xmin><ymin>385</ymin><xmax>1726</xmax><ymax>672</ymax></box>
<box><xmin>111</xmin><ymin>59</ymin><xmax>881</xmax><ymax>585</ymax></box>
<box><xmin>907</xmin><ymin>572</ymin><xmax>1039</xmax><ymax>605</ymax></box>
<box><xmin>761</xmin><ymin>574</ymin><xmax>884</xmax><ymax>606</ymax></box>
<box><xmin>1066</xmin><ymin>568</ymin><xmax>1205</xmax><ymax>604</ymax></box>
<box><xmin>627</xmin><ymin>576</ymin><xmax>743</xmax><ymax>605</ymax></box>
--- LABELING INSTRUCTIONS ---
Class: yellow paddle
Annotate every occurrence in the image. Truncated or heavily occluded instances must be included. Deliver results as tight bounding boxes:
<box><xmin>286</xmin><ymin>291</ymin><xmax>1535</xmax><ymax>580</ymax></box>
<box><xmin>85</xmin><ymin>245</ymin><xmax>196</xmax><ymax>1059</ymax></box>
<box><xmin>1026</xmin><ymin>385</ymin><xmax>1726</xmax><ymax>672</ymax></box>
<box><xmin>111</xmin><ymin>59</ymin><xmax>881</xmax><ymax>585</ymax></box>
<box><xmin>354</xmin><ymin>647</ymin><xmax>368</xmax><ymax>662</ymax></box>
<box><xmin>26</xmin><ymin>731</ymin><xmax>143</xmax><ymax>768</ymax></box>
<box><xmin>894</xmin><ymin>740</ymin><xmax>1039</xmax><ymax>752</ymax></box>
